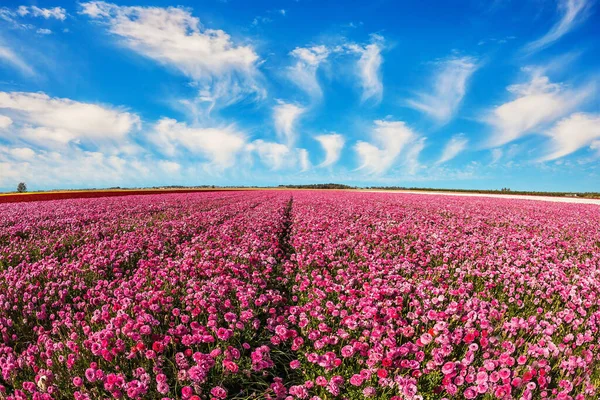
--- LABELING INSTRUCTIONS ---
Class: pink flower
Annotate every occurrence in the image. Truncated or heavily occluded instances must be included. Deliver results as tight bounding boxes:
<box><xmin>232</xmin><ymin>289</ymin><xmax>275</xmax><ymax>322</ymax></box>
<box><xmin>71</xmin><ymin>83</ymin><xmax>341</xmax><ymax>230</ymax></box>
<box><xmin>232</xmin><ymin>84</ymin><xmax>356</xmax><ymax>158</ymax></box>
<box><xmin>420</xmin><ymin>333</ymin><xmax>433</xmax><ymax>345</ymax></box>
<box><xmin>463</xmin><ymin>387</ymin><xmax>477</xmax><ymax>399</ymax></box>
<box><xmin>84</xmin><ymin>368</ymin><xmax>95</xmax><ymax>382</ymax></box>
<box><xmin>363</xmin><ymin>386</ymin><xmax>376</xmax><ymax>397</ymax></box>
<box><xmin>349</xmin><ymin>374</ymin><xmax>364</xmax><ymax>386</ymax></box>
<box><xmin>341</xmin><ymin>345</ymin><xmax>354</xmax><ymax>358</ymax></box>
<box><xmin>442</xmin><ymin>362</ymin><xmax>455</xmax><ymax>375</ymax></box>
<box><xmin>210</xmin><ymin>386</ymin><xmax>227</xmax><ymax>399</ymax></box>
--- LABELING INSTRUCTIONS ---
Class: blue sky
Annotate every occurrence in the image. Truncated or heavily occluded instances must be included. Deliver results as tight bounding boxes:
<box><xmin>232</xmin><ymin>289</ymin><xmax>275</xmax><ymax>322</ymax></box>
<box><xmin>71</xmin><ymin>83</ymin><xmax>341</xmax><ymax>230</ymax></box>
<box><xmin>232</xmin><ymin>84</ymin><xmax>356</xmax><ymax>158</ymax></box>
<box><xmin>0</xmin><ymin>0</ymin><xmax>599</xmax><ymax>191</ymax></box>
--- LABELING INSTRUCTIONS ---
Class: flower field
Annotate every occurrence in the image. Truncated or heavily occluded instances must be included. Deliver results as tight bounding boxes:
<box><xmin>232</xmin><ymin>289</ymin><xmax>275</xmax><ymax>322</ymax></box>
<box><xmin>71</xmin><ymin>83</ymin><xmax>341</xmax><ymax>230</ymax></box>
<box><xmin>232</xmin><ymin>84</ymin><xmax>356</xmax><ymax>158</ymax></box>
<box><xmin>0</xmin><ymin>191</ymin><xmax>599</xmax><ymax>399</ymax></box>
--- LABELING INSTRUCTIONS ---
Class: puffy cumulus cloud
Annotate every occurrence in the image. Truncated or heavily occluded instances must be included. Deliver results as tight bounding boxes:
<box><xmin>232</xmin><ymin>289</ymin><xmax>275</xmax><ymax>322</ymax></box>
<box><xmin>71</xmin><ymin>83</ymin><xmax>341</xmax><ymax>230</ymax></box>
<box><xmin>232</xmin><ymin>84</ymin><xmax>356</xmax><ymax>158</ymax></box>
<box><xmin>246</xmin><ymin>140</ymin><xmax>291</xmax><ymax>170</ymax></box>
<box><xmin>149</xmin><ymin>118</ymin><xmax>247</xmax><ymax>170</ymax></box>
<box><xmin>484</xmin><ymin>70</ymin><xmax>593</xmax><ymax>148</ymax></box>
<box><xmin>246</xmin><ymin>140</ymin><xmax>311</xmax><ymax>172</ymax></box>
<box><xmin>0</xmin><ymin>115</ymin><xmax>12</xmax><ymax>129</ymax></box>
<box><xmin>2</xmin><ymin>146</ymin><xmax>35</xmax><ymax>160</ymax></box>
<box><xmin>437</xmin><ymin>134</ymin><xmax>469</xmax><ymax>165</ymax></box>
<box><xmin>407</xmin><ymin>56</ymin><xmax>478</xmax><ymax>125</ymax></box>
<box><xmin>157</xmin><ymin>160</ymin><xmax>182</xmax><ymax>174</ymax></box>
<box><xmin>0</xmin><ymin>91</ymin><xmax>140</xmax><ymax>147</ymax></box>
<box><xmin>80</xmin><ymin>2</ymin><xmax>263</xmax><ymax>105</ymax></box>
<box><xmin>273</xmin><ymin>101</ymin><xmax>305</xmax><ymax>146</ymax></box>
<box><xmin>524</xmin><ymin>0</ymin><xmax>592</xmax><ymax>53</ymax></box>
<box><xmin>315</xmin><ymin>133</ymin><xmax>345</xmax><ymax>167</ymax></box>
<box><xmin>346</xmin><ymin>34</ymin><xmax>385</xmax><ymax>103</ymax></box>
<box><xmin>287</xmin><ymin>45</ymin><xmax>330</xmax><ymax>99</ymax></box>
<box><xmin>0</xmin><ymin>146</ymin><xmax>156</xmax><ymax>189</ymax></box>
<box><xmin>354</xmin><ymin>120</ymin><xmax>424</xmax><ymax>175</ymax></box>
<box><xmin>540</xmin><ymin>113</ymin><xmax>600</xmax><ymax>161</ymax></box>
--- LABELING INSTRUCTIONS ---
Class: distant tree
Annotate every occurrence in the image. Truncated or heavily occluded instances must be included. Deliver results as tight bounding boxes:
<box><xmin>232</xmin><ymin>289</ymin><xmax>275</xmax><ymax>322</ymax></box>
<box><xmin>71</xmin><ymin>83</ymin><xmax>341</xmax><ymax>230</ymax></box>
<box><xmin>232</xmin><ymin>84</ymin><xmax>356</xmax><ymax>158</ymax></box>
<box><xmin>17</xmin><ymin>182</ymin><xmax>27</xmax><ymax>193</ymax></box>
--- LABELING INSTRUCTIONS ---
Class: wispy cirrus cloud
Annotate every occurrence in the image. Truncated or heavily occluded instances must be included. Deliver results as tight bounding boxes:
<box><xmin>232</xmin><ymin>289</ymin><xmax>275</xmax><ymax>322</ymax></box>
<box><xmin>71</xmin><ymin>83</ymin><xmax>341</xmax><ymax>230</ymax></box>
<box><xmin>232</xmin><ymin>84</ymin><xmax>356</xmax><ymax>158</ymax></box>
<box><xmin>273</xmin><ymin>100</ymin><xmax>305</xmax><ymax>147</ymax></box>
<box><xmin>540</xmin><ymin>113</ymin><xmax>600</xmax><ymax>161</ymax></box>
<box><xmin>315</xmin><ymin>133</ymin><xmax>345</xmax><ymax>167</ymax></box>
<box><xmin>287</xmin><ymin>45</ymin><xmax>329</xmax><ymax>100</ymax></box>
<box><xmin>437</xmin><ymin>134</ymin><xmax>469</xmax><ymax>164</ymax></box>
<box><xmin>407</xmin><ymin>56</ymin><xmax>478</xmax><ymax>125</ymax></box>
<box><xmin>298</xmin><ymin>148</ymin><xmax>310</xmax><ymax>172</ymax></box>
<box><xmin>346</xmin><ymin>34</ymin><xmax>385</xmax><ymax>103</ymax></box>
<box><xmin>0</xmin><ymin>42</ymin><xmax>36</xmax><ymax>76</ymax></box>
<box><xmin>524</xmin><ymin>0</ymin><xmax>593</xmax><ymax>53</ymax></box>
<box><xmin>285</xmin><ymin>35</ymin><xmax>385</xmax><ymax>103</ymax></box>
<box><xmin>80</xmin><ymin>2</ymin><xmax>264</xmax><ymax>107</ymax></box>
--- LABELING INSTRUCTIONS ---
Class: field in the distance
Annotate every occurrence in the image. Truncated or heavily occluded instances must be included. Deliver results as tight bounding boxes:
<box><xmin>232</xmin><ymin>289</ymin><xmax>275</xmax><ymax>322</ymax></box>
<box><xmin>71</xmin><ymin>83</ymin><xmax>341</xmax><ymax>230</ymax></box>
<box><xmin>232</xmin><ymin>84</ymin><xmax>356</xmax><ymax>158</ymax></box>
<box><xmin>0</xmin><ymin>190</ymin><xmax>599</xmax><ymax>399</ymax></box>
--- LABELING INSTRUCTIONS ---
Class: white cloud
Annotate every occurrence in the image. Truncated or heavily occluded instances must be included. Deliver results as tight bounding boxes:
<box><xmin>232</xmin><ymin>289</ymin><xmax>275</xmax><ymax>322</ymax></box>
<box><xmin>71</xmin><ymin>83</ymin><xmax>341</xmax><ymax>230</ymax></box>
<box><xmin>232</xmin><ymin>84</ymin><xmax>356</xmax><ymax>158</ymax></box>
<box><xmin>80</xmin><ymin>2</ymin><xmax>263</xmax><ymax>105</ymax></box>
<box><xmin>540</xmin><ymin>113</ymin><xmax>600</xmax><ymax>161</ymax></box>
<box><xmin>28</xmin><ymin>6</ymin><xmax>67</xmax><ymax>20</ymax></box>
<box><xmin>354</xmin><ymin>120</ymin><xmax>422</xmax><ymax>174</ymax></box>
<box><xmin>298</xmin><ymin>148</ymin><xmax>310</xmax><ymax>172</ymax></box>
<box><xmin>36</xmin><ymin>28</ymin><xmax>52</xmax><ymax>35</ymax></box>
<box><xmin>315</xmin><ymin>133</ymin><xmax>345</xmax><ymax>167</ymax></box>
<box><xmin>246</xmin><ymin>140</ymin><xmax>310</xmax><ymax>172</ymax></box>
<box><xmin>437</xmin><ymin>134</ymin><xmax>468</xmax><ymax>164</ymax></box>
<box><xmin>524</xmin><ymin>0</ymin><xmax>592</xmax><ymax>53</ymax></box>
<box><xmin>0</xmin><ymin>92</ymin><xmax>140</xmax><ymax>147</ymax></box>
<box><xmin>6</xmin><ymin>146</ymin><xmax>35</xmax><ymax>160</ymax></box>
<box><xmin>150</xmin><ymin>118</ymin><xmax>246</xmax><ymax>169</ymax></box>
<box><xmin>247</xmin><ymin>139</ymin><xmax>291</xmax><ymax>170</ymax></box>
<box><xmin>273</xmin><ymin>101</ymin><xmax>305</xmax><ymax>146</ymax></box>
<box><xmin>287</xmin><ymin>45</ymin><xmax>329</xmax><ymax>99</ymax></box>
<box><xmin>0</xmin><ymin>43</ymin><xmax>36</xmax><ymax>76</ymax></box>
<box><xmin>591</xmin><ymin>140</ymin><xmax>600</xmax><ymax>156</ymax></box>
<box><xmin>1</xmin><ymin>6</ymin><xmax>67</xmax><ymax>21</ymax></box>
<box><xmin>490</xmin><ymin>148</ymin><xmax>503</xmax><ymax>164</ymax></box>
<box><xmin>0</xmin><ymin>146</ymin><xmax>169</xmax><ymax>189</ymax></box>
<box><xmin>485</xmin><ymin>70</ymin><xmax>593</xmax><ymax>147</ymax></box>
<box><xmin>0</xmin><ymin>115</ymin><xmax>12</xmax><ymax>129</ymax></box>
<box><xmin>158</xmin><ymin>160</ymin><xmax>181</xmax><ymax>174</ymax></box>
<box><xmin>284</xmin><ymin>35</ymin><xmax>385</xmax><ymax>103</ymax></box>
<box><xmin>16</xmin><ymin>6</ymin><xmax>29</xmax><ymax>17</ymax></box>
<box><xmin>407</xmin><ymin>56</ymin><xmax>478</xmax><ymax>125</ymax></box>
<box><xmin>349</xmin><ymin>35</ymin><xmax>384</xmax><ymax>103</ymax></box>
<box><xmin>0</xmin><ymin>9</ymin><xmax>15</xmax><ymax>22</ymax></box>
<box><xmin>251</xmin><ymin>16</ymin><xmax>272</xmax><ymax>26</ymax></box>
<box><xmin>404</xmin><ymin>137</ymin><xmax>426</xmax><ymax>175</ymax></box>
